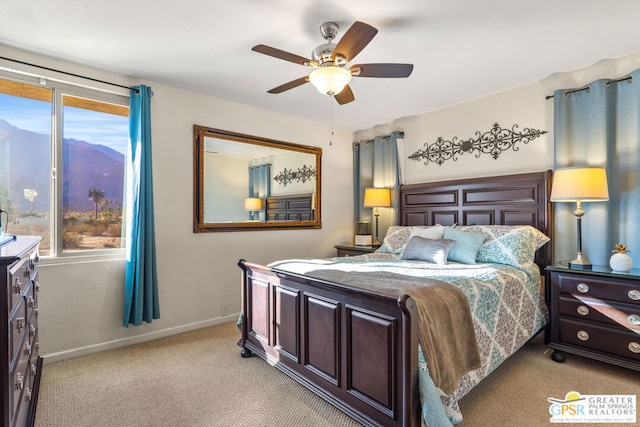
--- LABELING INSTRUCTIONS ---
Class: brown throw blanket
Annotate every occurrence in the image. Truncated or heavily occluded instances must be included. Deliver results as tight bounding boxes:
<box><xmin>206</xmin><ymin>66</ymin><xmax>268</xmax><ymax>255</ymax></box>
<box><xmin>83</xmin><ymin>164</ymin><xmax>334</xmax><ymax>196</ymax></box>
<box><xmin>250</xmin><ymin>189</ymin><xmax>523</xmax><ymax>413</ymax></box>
<box><xmin>303</xmin><ymin>269</ymin><xmax>481</xmax><ymax>395</ymax></box>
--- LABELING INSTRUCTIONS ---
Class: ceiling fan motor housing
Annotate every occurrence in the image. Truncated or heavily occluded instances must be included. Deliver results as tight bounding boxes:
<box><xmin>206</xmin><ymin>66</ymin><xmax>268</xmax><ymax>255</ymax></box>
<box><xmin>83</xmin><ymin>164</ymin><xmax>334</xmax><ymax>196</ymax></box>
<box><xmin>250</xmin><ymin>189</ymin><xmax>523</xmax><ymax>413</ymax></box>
<box><xmin>312</xmin><ymin>43</ymin><xmax>347</xmax><ymax>66</ymax></box>
<box><xmin>313</xmin><ymin>23</ymin><xmax>346</xmax><ymax>66</ymax></box>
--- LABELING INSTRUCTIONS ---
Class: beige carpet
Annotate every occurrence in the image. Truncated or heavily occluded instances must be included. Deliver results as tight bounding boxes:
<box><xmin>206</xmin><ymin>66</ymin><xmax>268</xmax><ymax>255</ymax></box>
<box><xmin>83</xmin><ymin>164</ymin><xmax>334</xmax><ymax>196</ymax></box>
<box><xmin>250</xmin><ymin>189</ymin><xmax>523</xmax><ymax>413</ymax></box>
<box><xmin>34</xmin><ymin>322</ymin><xmax>639</xmax><ymax>427</ymax></box>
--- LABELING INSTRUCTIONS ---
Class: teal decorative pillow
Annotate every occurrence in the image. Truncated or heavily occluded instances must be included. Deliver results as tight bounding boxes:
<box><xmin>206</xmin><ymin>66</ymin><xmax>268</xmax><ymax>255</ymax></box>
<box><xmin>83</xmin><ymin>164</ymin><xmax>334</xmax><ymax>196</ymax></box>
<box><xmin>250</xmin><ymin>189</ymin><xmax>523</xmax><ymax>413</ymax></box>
<box><xmin>378</xmin><ymin>225</ymin><xmax>445</xmax><ymax>255</ymax></box>
<box><xmin>443</xmin><ymin>227</ymin><xmax>487</xmax><ymax>264</ymax></box>
<box><xmin>456</xmin><ymin>225</ymin><xmax>550</xmax><ymax>268</ymax></box>
<box><xmin>401</xmin><ymin>237</ymin><xmax>456</xmax><ymax>264</ymax></box>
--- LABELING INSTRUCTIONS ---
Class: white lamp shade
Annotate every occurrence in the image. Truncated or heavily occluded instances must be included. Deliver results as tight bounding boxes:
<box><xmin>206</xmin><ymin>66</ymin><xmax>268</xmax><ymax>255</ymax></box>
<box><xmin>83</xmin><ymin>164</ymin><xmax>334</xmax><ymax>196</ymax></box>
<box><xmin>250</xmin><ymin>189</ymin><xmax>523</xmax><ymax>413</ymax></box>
<box><xmin>244</xmin><ymin>197</ymin><xmax>262</xmax><ymax>211</ymax></box>
<box><xmin>363</xmin><ymin>188</ymin><xmax>391</xmax><ymax>208</ymax></box>
<box><xmin>550</xmin><ymin>167</ymin><xmax>609</xmax><ymax>202</ymax></box>
<box><xmin>309</xmin><ymin>66</ymin><xmax>351</xmax><ymax>95</ymax></box>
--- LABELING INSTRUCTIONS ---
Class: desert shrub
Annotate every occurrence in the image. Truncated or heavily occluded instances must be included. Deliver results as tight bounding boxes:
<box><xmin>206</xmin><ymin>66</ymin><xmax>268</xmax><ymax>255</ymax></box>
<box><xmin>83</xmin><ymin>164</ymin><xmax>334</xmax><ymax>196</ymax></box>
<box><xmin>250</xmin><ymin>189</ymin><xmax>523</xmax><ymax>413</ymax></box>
<box><xmin>62</xmin><ymin>232</ymin><xmax>83</xmax><ymax>249</ymax></box>
<box><xmin>106</xmin><ymin>223</ymin><xmax>122</xmax><ymax>237</ymax></box>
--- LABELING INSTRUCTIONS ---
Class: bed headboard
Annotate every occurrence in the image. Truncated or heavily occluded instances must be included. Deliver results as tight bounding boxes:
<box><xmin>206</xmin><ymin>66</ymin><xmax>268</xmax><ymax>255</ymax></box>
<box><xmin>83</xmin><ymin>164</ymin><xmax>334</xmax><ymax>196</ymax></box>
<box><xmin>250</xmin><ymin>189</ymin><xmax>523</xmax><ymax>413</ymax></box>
<box><xmin>265</xmin><ymin>193</ymin><xmax>314</xmax><ymax>222</ymax></box>
<box><xmin>398</xmin><ymin>170</ymin><xmax>553</xmax><ymax>270</ymax></box>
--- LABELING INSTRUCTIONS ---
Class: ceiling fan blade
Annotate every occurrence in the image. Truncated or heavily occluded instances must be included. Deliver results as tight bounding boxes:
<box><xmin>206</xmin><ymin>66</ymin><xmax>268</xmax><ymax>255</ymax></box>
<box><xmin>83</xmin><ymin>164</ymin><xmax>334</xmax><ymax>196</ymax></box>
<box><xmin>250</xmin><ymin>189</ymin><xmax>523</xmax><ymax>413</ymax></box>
<box><xmin>332</xmin><ymin>21</ymin><xmax>378</xmax><ymax>63</ymax></box>
<box><xmin>252</xmin><ymin>44</ymin><xmax>311</xmax><ymax>66</ymax></box>
<box><xmin>334</xmin><ymin>85</ymin><xmax>355</xmax><ymax>105</ymax></box>
<box><xmin>351</xmin><ymin>63</ymin><xmax>414</xmax><ymax>78</ymax></box>
<box><xmin>267</xmin><ymin>76</ymin><xmax>309</xmax><ymax>94</ymax></box>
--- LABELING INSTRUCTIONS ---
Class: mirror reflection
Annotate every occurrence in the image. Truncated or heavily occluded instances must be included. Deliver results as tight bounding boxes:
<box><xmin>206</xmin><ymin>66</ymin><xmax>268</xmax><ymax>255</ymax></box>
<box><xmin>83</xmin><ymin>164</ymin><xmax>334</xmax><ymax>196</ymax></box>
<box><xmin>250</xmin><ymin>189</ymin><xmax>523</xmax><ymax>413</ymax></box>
<box><xmin>194</xmin><ymin>126</ymin><xmax>322</xmax><ymax>232</ymax></box>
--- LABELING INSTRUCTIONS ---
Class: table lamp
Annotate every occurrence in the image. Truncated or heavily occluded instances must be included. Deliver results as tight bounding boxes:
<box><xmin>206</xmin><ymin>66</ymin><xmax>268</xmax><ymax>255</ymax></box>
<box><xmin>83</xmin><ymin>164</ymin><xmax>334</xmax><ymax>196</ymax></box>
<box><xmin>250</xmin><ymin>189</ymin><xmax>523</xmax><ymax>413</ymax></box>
<box><xmin>550</xmin><ymin>167</ymin><xmax>609</xmax><ymax>270</ymax></box>
<box><xmin>244</xmin><ymin>197</ymin><xmax>262</xmax><ymax>221</ymax></box>
<box><xmin>363</xmin><ymin>187</ymin><xmax>391</xmax><ymax>246</ymax></box>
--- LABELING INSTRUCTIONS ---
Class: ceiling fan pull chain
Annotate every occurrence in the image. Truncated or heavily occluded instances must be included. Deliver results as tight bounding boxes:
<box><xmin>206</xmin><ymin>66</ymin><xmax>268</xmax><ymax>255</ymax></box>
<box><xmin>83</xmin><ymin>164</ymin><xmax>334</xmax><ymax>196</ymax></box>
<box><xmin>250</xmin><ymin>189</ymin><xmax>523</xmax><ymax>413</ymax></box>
<box><xmin>329</xmin><ymin>95</ymin><xmax>334</xmax><ymax>146</ymax></box>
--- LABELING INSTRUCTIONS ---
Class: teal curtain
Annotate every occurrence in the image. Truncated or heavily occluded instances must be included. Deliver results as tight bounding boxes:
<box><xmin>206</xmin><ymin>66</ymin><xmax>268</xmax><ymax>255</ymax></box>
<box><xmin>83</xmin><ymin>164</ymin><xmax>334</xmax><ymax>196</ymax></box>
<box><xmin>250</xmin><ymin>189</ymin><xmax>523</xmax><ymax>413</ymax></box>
<box><xmin>123</xmin><ymin>85</ymin><xmax>159</xmax><ymax>327</ymax></box>
<box><xmin>554</xmin><ymin>69</ymin><xmax>640</xmax><ymax>267</ymax></box>
<box><xmin>353</xmin><ymin>132</ymin><xmax>401</xmax><ymax>238</ymax></box>
<box><xmin>248</xmin><ymin>163</ymin><xmax>270</xmax><ymax>221</ymax></box>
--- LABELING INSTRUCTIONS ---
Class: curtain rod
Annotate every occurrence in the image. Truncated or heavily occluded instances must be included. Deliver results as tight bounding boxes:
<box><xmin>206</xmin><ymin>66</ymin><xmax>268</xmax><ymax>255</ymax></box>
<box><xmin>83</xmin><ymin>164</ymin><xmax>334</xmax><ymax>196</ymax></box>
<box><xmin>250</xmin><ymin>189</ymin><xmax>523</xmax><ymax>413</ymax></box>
<box><xmin>357</xmin><ymin>131</ymin><xmax>405</xmax><ymax>145</ymax></box>
<box><xmin>545</xmin><ymin>75</ymin><xmax>632</xmax><ymax>100</ymax></box>
<box><xmin>0</xmin><ymin>55</ymin><xmax>140</xmax><ymax>93</ymax></box>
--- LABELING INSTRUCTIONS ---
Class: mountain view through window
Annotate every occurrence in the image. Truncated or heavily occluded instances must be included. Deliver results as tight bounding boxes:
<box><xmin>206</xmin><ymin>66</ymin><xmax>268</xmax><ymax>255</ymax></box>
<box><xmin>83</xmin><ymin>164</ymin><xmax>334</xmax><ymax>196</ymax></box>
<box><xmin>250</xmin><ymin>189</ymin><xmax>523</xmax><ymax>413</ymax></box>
<box><xmin>0</xmin><ymin>78</ymin><xmax>129</xmax><ymax>256</ymax></box>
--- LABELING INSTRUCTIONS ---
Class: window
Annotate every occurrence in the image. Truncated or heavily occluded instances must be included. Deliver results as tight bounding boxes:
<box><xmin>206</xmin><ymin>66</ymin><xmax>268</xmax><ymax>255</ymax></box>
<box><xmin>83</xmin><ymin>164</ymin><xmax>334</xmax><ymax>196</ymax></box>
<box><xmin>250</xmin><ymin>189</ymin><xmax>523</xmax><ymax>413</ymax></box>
<box><xmin>0</xmin><ymin>74</ymin><xmax>129</xmax><ymax>257</ymax></box>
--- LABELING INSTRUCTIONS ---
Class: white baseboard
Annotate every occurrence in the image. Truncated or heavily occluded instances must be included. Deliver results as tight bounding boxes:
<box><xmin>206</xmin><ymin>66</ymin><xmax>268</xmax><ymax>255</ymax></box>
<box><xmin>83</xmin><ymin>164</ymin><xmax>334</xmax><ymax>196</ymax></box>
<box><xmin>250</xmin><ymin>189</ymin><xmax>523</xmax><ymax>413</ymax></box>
<box><xmin>41</xmin><ymin>313</ymin><xmax>240</xmax><ymax>364</ymax></box>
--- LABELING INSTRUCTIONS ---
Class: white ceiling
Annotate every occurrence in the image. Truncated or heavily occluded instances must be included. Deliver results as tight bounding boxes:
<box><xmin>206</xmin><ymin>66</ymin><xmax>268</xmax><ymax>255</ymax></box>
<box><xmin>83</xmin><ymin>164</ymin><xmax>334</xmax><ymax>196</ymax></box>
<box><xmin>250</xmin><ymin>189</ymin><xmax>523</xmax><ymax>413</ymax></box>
<box><xmin>3</xmin><ymin>0</ymin><xmax>640</xmax><ymax>132</ymax></box>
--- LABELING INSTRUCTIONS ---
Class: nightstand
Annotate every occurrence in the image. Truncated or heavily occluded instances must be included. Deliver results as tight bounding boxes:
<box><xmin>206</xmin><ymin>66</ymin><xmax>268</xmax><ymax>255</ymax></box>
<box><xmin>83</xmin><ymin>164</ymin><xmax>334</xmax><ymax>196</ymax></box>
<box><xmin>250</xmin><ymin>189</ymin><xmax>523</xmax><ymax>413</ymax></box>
<box><xmin>545</xmin><ymin>264</ymin><xmax>640</xmax><ymax>371</ymax></box>
<box><xmin>335</xmin><ymin>244</ymin><xmax>379</xmax><ymax>257</ymax></box>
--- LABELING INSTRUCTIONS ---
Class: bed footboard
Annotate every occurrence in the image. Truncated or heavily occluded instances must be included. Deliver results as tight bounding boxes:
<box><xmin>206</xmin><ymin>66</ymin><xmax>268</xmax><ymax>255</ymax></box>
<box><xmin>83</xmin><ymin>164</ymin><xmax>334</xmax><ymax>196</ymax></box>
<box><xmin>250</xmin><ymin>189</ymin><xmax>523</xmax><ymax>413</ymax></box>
<box><xmin>238</xmin><ymin>260</ymin><xmax>420</xmax><ymax>427</ymax></box>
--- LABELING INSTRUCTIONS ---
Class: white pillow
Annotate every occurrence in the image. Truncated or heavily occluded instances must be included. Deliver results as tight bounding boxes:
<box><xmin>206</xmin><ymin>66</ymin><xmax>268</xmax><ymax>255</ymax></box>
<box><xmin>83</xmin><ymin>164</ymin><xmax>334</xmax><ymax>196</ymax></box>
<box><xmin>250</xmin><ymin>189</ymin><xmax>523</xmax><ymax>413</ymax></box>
<box><xmin>411</xmin><ymin>225</ymin><xmax>446</xmax><ymax>240</ymax></box>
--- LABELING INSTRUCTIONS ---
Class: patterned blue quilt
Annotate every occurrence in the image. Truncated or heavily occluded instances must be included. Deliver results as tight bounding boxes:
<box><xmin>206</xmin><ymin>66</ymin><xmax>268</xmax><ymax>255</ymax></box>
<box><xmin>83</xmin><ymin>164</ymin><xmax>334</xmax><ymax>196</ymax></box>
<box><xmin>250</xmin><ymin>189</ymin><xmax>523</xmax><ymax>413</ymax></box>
<box><xmin>272</xmin><ymin>253</ymin><xmax>549</xmax><ymax>426</ymax></box>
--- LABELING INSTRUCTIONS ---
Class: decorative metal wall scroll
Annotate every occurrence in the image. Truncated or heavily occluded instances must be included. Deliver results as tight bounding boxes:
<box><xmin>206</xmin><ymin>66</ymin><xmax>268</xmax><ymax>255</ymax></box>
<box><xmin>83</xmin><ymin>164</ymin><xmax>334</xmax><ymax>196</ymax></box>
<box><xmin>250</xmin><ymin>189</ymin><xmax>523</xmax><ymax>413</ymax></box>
<box><xmin>273</xmin><ymin>165</ymin><xmax>316</xmax><ymax>186</ymax></box>
<box><xmin>408</xmin><ymin>122</ymin><xmax>547</xmax><ymax>166</ymax></box>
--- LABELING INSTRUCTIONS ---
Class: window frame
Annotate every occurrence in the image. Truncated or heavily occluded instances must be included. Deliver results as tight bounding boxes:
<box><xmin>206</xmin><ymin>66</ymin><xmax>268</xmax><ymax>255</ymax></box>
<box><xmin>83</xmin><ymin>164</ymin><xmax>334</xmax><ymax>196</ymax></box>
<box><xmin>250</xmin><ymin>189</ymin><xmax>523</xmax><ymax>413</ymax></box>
<box><xmin>0</xmin><ymin>69</ymin><xmax>130</xmax><ymax>261</ymax></box>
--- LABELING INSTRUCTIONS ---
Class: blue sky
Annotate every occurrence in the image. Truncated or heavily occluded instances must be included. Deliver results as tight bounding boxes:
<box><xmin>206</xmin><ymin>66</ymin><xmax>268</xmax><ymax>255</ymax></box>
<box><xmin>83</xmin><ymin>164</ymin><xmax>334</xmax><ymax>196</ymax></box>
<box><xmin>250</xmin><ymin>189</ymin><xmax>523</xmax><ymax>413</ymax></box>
<box><xmin>0</xmin><ymin>94</ymin><xmax>128</xmax><ymax>155</ymax></box>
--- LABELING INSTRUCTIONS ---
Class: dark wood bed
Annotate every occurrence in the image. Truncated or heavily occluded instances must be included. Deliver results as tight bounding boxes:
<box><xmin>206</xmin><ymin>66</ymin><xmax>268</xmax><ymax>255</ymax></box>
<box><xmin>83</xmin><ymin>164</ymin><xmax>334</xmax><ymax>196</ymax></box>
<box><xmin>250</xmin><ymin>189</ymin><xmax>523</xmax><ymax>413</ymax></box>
<box><xmin>237</xmin><ymin>171</ymin><xmax>552</xmax><ymax>427</ymax></box>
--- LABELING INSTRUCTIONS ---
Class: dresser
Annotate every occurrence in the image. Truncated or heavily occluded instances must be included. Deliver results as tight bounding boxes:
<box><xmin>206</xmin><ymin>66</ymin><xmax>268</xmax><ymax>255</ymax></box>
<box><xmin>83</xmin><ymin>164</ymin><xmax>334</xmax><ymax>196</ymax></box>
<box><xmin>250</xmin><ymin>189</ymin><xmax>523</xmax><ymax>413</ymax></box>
<box><xmin>546</xmin><ymin>264</ymin><xmax>640</xmax><ymax>371</ymax></box>
<box><xmin>1</xmin><ymin>236</ymin><xmax>42</xmax><ymax>427</ymax></box>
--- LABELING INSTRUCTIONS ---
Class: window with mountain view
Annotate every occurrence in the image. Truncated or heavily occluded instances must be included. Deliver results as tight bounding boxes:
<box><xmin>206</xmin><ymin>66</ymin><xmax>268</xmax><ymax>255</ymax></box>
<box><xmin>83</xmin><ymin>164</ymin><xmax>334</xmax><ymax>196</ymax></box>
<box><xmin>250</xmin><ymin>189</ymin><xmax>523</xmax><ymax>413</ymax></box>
<box><xmin>0</xmin><ymin>77</ymin><xmax>129</xmax><ymax>256</ymax></box>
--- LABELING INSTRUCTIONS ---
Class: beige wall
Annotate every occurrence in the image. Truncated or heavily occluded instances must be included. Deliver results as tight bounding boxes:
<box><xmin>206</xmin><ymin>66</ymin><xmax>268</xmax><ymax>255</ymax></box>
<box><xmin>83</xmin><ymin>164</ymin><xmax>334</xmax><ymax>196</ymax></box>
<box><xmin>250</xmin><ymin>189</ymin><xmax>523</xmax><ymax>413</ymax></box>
<box><xmin>8</xmin><ymin>42</ymin><xmax>640</xmax><ymax>361</ymax></box>
<box><xmin>1</xmin><ymin>45</ymin><xmax>354</xmax><ymax>361</ymax></box>
<box><xmin>354</xmin><ymin>51</ymin><xmax>640</xmax><ymax>263</ymax></box>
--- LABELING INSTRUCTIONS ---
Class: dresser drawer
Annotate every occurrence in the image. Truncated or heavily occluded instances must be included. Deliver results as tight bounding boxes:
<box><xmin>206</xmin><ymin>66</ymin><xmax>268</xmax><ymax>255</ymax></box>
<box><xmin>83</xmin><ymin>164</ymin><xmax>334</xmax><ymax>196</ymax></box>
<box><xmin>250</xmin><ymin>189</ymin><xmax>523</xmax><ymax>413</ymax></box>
<box><xmin>559</xmin><ymin>318</ymin><xmax>640</xmax><ymax>361</ymax></box>
<box><xmin>558</xmin><ymin>295</ymin><xmax>640</xmax><ymax>332</ymax></box>
<box><xmin>9</xmin><ymin>297</ymin><xmax>27</xmax><ymax>366</ymax></box>
<box><xmin>556</xmin><ymin>273</ymin><xmax>640</xmax><ymax>305</ymax></box>
<box><xmin>10</xmin><ymin>339</ymin><xmax>30</xmax><ymax>425</ymax></box>
<box><xmin>8</xmin><ymin>256</ymin><xmax>30</xmax><ymax>314</ymax></box>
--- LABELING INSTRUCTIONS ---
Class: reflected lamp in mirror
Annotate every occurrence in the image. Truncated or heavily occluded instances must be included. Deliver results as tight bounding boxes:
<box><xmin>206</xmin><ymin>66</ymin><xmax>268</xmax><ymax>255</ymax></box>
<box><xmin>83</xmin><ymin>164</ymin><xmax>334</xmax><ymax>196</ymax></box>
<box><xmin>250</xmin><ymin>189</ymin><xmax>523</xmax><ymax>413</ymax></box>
<box><xmin>550</xmin><ymin>167</ymin><xmax>609</xmax><ymax>270</ymax></box>
<box><xmin>244</xmin><ymin>197</ymin><xmax>262</xmax><ymax>221</ymax></box>
<box><xmin>363</xmin><ymin>187</ymin><xmax>391</xmax><ymax>246</ymax></box>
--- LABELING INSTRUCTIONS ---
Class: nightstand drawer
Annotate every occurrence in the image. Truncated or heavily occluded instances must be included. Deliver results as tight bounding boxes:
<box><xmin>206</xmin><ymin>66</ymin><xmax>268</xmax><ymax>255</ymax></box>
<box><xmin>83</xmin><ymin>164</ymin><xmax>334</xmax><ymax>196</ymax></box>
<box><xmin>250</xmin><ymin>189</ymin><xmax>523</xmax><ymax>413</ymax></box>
<box><xmin>556</xmin><ymin>273</ymin><xmax>640</xmax><ymax>305</ymax></box>
<box><xmin>558</xmin><ymin>296</ymin><xmax>640</xmax><ymax>331</ymax></box>
<box><xmin>559</xmin><ymin>318</ymin><xmax>640</xmax><ymax>361</ymax></box>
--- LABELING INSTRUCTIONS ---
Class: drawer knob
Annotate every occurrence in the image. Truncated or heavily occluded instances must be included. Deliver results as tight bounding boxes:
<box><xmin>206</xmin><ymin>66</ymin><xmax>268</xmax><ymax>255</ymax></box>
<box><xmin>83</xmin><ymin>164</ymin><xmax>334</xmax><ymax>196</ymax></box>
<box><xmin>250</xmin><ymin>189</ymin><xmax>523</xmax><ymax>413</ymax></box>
<box><xmin>15</xmin><ymin>373</ymin><xmax>23</xmax><ymax>390</ymax></box>
<box><xmin>29</xmin><ymin>324</ymin><xmax>36</xmax><ymax>337</ymax></box>
<box><xmin>16</xmin><ymin>317</ymin><xmax>25</xmax><ymax>332</ymax></box>
<box><xmin>629</xmin><ymin>290</ymin><xmax>640</xmax><ymax>301</ymax></box>
<box><xmin>577</xmin><ymin>330</ymin><xmax>590</xmax><ymax>341</ymax></box>
<box><xmin>629</xmin><ymin>342</ymin><xmax>640</xmax><ymax>354</ymax></box>
<box><xmin>25</xmin><ymin>342</ymin><xmax>31</xmax><ymax>355</ymax></box>
<box><xmin>28</xmin><ymin>296</ymin><xmax>35</xmax><ymax>307</ymax></box>
<box><xmin>31</xmin><ymin>363</ymin><xmax>37</xmax><ymax>376</ymax></box>
<box><xmin>577</xmin><ymin>283</ymin><xmax>590</xmax><ymax>293</ymax></box>
<box><xmin>629</xmin><ymin>314</ymin><xmax>640</xmax><ymax>326</ymax></box>
<box><xmin>13</xmin><ymin>278</ymin><xmax>22</xmax><ymax>294</ymax></box>
<box><xmin>35</xmin><ymin>280</ymin><xmax>40</xmax><ymax>292</ymax></box>
<box><xmin>577</xmin><ymin>305</ymin><xmax>590</xmax><ymax>316</ymax></box>
<box><xmin>24</xmin><ymin>387</ymin><xmax>32</xmax><ymax>402</ymax></box>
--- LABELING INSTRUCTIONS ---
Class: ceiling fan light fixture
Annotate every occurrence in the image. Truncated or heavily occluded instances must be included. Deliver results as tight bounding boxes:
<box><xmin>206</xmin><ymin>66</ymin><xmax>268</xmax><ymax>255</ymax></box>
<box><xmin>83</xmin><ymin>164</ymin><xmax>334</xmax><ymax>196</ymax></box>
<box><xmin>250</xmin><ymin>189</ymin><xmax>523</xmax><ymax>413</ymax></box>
<box><xmin>309</xmin><ymin>66</ymin><xmax>351</xmax><ymax>96</ymax></box>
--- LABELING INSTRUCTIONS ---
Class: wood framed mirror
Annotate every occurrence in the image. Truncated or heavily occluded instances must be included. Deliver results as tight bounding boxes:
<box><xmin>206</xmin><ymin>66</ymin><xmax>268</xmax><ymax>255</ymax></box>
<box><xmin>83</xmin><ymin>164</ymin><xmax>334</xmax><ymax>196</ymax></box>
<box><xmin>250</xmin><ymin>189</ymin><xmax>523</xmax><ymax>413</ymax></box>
<box><xmin>193</xmin><ymin>125</ymin><xmax>322</xmax><ymax>232</ymax></box>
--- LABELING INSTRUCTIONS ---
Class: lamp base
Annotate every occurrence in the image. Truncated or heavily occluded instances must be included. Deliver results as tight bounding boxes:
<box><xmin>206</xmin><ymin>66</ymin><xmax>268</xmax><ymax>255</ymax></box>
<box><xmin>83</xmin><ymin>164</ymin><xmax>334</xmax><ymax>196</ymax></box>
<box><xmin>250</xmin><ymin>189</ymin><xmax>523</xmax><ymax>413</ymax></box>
<box><xmin>569</xmin><ymin>253</ymin><xmax>592</xmax><ymax>270</ymax></box>
<box><xmin>568</xmin><ymin>262</ymin><xmax>592</xmax><ymax>270</ymax></box>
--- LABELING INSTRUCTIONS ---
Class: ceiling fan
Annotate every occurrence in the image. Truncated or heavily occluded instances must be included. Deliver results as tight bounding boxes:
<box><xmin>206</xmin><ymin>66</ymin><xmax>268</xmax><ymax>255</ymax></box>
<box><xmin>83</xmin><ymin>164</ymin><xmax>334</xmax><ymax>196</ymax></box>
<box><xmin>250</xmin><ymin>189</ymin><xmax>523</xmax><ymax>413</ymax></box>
<box><xmin>252</xmin><ymin>21</ymin><xmax>413</xmax><ymax>105</ymax></box>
